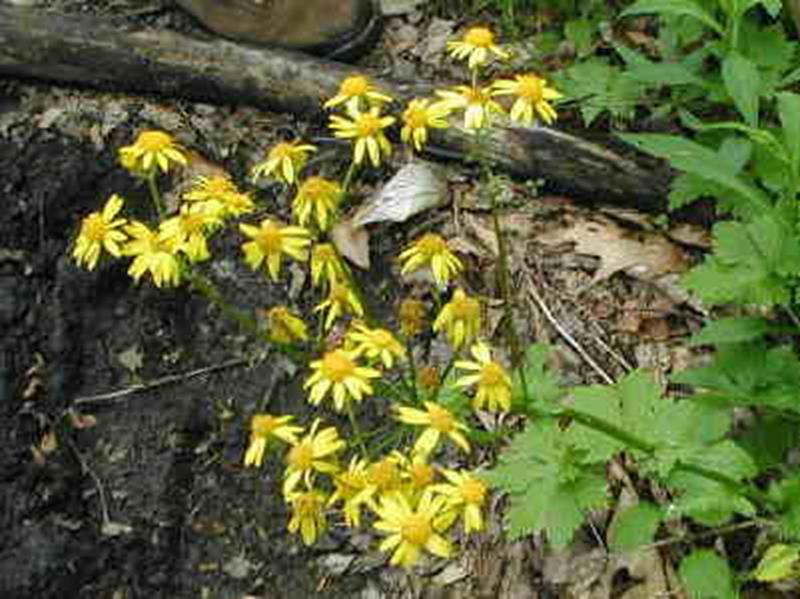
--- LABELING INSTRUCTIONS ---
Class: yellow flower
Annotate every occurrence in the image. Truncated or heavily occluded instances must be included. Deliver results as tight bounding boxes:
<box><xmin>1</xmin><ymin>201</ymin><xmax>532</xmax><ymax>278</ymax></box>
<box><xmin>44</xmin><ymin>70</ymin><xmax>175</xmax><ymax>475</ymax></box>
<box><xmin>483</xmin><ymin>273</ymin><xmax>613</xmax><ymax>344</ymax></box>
<box><xmin>314</xmin><ymin>281</ymin><xmax>365</xmax><ymax>330</ymax></box>
<box><xmin>398</xmin><ymin>452</ymin><xmax>438</xmax><ymax>496</ymax></box>
<box><xmin>433</xmin><ymin>288</ymin><xmax>481</xmax><ymax>349</ymax></box>
<box><xmin>329</xmin><ymin>107</ymin><xmax>396</xmax><ymax>167</ymax></box>
<box><xmin>262</xmin><ymin>306</ymin><xmax>308</xmax><ymax>344</ymax></box>
<box><xmin>324</xmin><ymin>74</ymin><xmax>393</xmax><ymax>112</ymax></box>
<box><xmin>118</xmin><ymin>130</ymin><xmax>187</xmax><ymax>175</ymax></box>
<box><xmin>123</xmin><ymin>222</ymin><xmax>182</xmax><ymax>288</ymax></box>
<box><xmin>292</xmin><ymin>177</ymin><xmax>342</xmax><ymax>231</ymax></box>
<box><xmin>72</xmin><ymin>194</ymin><xmax>128</xmax><ymax>270</ymax></box>
<box><xmin>251</xmin><ymin>139</ymin><xmax>316</xmax><ymax>185</ymax></box>
<box><xmin>455</xmin><ymin>342</ymin><xmax>512</xmax><ymax>412</ymax></box>
<box><xmin>243</xmin><ymin>413</ymin><xmax>303</xmax><ymax>468</ymax></box>
<box><xmin>347</xmin><ymin>322</ymin><xmax>406</xmax><ymax>369</ymax></box>
<box><xmin>374</xmin><ymin>492</ymin><xmax>452</xmax><ymax>568</ymax></box>
<box><xmin>434</xmin><ymin>85</ymin><xmax>504</xmax><ymax>130</ymax></box>
<box><xmin>401</xmin><ymin>98</ymin><xmax>450</xmax><ymax>152</ymax></box>
<box><xmin>287</xmin><ymin>489</ymin><xmax>328</xmax><ymax>545</ymax></box>
<box><xmin>396</xmin><ymin>401</ymin><xmax>470</xmax><ymax>456</ymax></box>
<box><xmin>182</xmin><ymin>175</ymin><xmax>254</xmax><ymax>218</ymax></box>
<box><xmin>491</xmin><ymin>74</ymin><xmax>563</xmax><ymax>125</ymax></box>
<box><xmin>359</xmin><ymin>454</ymin><xmax>404</xmax><ymax>508</ymax></box>
<box><xmin>311</xmin><ymin>243</ymin><xmax>350</xmax><ymax>288</ymax></box>
<box><xmin>305</xmin><ymin>348</ymin><xmax>380</xmax><ymax>411</ymax></box>
<box><xmin>446</xmin><ymin>26</ymin><xmax>510</xmax><ymax>69</ymax></box>
<box><xmin>239</xmin><ymin>219</ymin><xmax>311</xmax><ymax>281</ymax></box>
<box><xmin>431</xmin><ymin>469</ymin><xmax>488</xmax><ymax>533</ymax></box>
<box><xmin>397</xmin><ymin>298</ymin><xmax>428</xmax><ymax>337</ymax></box>
<box><xmin>158</xmin><ymin>203</ymin><xmax>221</xmax><ymax>263</ymax></box>
<box><xmin>283</xmin><ymin>419</ymin><xmax>345</xmax><ymax>496</ymax></box>
<box><xmin>328</xmin><ymin>456</ymin><xmax>370</xmax><ymax>527</ymax></box>
<box><xmin>399</xmin><ymin>233</ymin><xmax>463</xmax><ymax>287</ymax></box>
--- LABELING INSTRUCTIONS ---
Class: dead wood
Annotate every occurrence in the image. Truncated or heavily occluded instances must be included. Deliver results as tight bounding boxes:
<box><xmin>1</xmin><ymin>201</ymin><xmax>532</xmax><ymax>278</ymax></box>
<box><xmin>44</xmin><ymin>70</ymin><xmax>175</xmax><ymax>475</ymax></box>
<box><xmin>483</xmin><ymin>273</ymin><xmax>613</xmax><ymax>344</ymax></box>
<box><xmin>0</xmin><ymin>5</ymin><xmax>674</xmax><ymax>211</ymax></box>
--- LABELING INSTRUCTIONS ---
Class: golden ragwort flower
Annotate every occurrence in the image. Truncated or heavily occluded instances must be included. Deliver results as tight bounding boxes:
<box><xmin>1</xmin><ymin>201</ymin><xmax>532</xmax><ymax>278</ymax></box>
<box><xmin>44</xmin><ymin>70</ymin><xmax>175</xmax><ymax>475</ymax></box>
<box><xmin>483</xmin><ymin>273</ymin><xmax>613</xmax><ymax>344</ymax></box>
<box><xmin>239</xmin><ymin>219</ymin><xmax>311</xmax><ymax>281</ymax></box>
<box><xmin>324</xmin><ymin>74</ymin><xmax>393</xmax><ymax>112</ymax></box>
<box><xmin>123</xmin><ymin>221</ymin><xmax>182</xmax><ymax>288</ymax></box>
<box><xmin>314</xmin><ymin>281</ymin><xmax>365</xmax><ymax>330</ymax></box>
<box><xmin>305</xmin><ymin>348</ymin><xmax>380</xmax><ymax>411</ymax></box>
<box><xmin>159</xmin><ymin>202</ymin><xmax>221</xmax><ymax>263</ymax></box>
<box><xmin>446</xmin><ymin>26</ymin><xmax>510</xmax><ymax>69</ymax></box>
<box><xmin>434</xmin><ymin>85</ymin><xmax>504</xmax><ymax>130</ymax></box>
<box><xmin>251</xmin><ymin>139</ymin><xmax>316</xmax><ymax>185</ymax></box>
<box><xmin>283</xmin><ymin>419</ymin><xmax>345</xmax><ymax>496</ymax></box>
<box><xmin>431</xmin><ymin>469</ymin><xmax>488</xmax><ymax>533</ymax></box>
<box><xmin>311</xmin><ymin>243</ymin><xmax>350</xmax><ymax>288</ymax></box>
<box><xmin>396</xmin><ymin>401</ymin><xmax>470</xmax><ymax>456</ymax></box>
<box><xmin>399</xmin><ymin>233</ymin><xmax>463</xmax><ymax>287</ymax></box>
<box><xmin>292</xmin><ymin>176</ymin><xmax>342</xmax><ymax>232</ymax></box>
<box><xmin>118</xmin><ymin>130</ymin><xmax>187</xmax><ymax>175</ymax></box>
<box><xmin>491</xmin><ymin>73</ymin><xmax>563</xmax><ymax>125</ymax></box>
<box><xmin>374</xmin><ymin>491</ymin><xmax>452</xmax><ymax>568</ymax></box>
<box><xmin>433</xmin><ymin>288</ymin><xmax>481</xmax><ymax>350</ymax></box>
<box><xmin>243</xmin><ymin>413</ymin><xmax>303</xmax><ymax>468</ymax></box>
<box><xmin>72</xmin><ymin>194</ymin><xmax>128</xmax><ymax>270</ymax></box>
<box><xmin>329</xmin><ymin>106</ymin><xmax>396</xmax><ymax>167</ymax></box>
<box><xmin>262</xmin><ymin>306</ymin><xmax>309</xmax><ymax>344</ymax></box>
<box><xmin>397</xmin><ymin>298</ymin><xmax>428</xmax><ymax>338</ymax></box>
<box><xmin>328</xmin><ymin>455</ymin><xmax>370</xmax><ymax>527</ymax></box>
<box><xmin>401</xmin><ymin>98</ymin><xmax>450</xmax><ymax>152</ymax></box>
<box><xmin>287</xmin><ymin>488</ymin><xmax>328</xmax><ymax>545</ymax></box>
<box><xmin>182</xmin><ymin>175</ymin><xmax>254</xmax><ymax>219</ymax></box>
<box><xmin>347</xmin><ymin>322</ymin><xmax>406</xmax><ymax>369</ymax></box>
<box><xmin>455</xmin><ymin>341</ymin><xmax>512</xmax><ymax>412</ymax></box>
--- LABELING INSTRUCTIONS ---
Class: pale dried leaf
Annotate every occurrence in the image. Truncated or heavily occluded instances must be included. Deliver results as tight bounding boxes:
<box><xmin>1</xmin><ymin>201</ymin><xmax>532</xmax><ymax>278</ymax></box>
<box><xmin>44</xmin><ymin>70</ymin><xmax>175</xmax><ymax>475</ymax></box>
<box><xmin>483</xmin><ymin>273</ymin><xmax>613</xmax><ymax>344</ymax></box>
<box><xmin>353</xmin><ymin>162</ymin><xmax>447</xmax><ymax>227</ymax></box>
<box><xmin>331</xmin><ymin>218</ymin><xmax>370</xmax><ymax>269</ymax></box>
<box><xmin>68</xmin><ymin>411</ymin><xmax>98</xmax><ymax>430</ymax></box>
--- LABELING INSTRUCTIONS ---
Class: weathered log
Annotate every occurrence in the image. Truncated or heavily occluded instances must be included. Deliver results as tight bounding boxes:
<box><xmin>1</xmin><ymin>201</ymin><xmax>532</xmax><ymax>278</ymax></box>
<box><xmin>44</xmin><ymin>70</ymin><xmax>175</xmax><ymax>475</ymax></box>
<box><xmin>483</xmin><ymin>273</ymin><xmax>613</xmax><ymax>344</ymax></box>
<box><xmin>0</xmin><ymin>5</ymin><xmax>673</xmax><ymax>211</ymax></box>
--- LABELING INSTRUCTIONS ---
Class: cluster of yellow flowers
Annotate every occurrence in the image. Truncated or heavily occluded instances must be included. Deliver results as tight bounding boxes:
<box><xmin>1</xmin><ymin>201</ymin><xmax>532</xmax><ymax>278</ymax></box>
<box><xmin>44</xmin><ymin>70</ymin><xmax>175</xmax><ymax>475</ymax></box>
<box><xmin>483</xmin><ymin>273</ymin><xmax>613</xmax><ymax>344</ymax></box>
<box><xmin>71</xmin><ymin>25</ymin><xmax>550</xmax><ymax>569</ymax></box>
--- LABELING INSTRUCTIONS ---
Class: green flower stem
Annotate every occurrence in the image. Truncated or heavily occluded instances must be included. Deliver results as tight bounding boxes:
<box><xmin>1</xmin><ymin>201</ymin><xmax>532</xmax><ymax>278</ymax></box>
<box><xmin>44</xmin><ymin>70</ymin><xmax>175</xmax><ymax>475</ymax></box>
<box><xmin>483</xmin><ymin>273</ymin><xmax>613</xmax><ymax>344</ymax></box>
<box><xmin>341</xmin><ymin>161</ymin><xmax>359</xmax><ymax>195</ymax></box>
<box><xmin>146</xmin><ymin>173</ymin><xmax>166</xmax><ymax>219</ymax></box>
<box><xmin>404</xmin><ymin>339</ymin><xmax>420</xmax><ymax>404</ymax></box>
<box><xmin>346</xmin><ymin>402</ymin><xmax>370</xmax><ymax>459</ymax></box>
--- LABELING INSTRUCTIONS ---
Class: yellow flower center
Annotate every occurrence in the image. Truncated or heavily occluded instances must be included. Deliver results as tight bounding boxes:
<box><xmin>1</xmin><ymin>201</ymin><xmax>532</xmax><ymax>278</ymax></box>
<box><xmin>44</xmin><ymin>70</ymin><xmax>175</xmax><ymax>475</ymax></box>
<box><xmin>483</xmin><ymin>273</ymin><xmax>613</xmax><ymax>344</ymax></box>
<box><xmin>294</xmin><ymin>492</ymin><xmax>320</xmax><ymax>517</ymax></box>
<box><xmin>136</xmin><ymin>130</ymin><xmax>174</xmax><ymax>151</ymax></box>
<box><xmin>464</xmin><ymin>27</ymin><xmax>494</xmax><ymax>48</ymax></box>
<box><xmin>256</xmin><ymin>222</ymin><xmax>284</xmax><ymax>253</ymax></box>
<box><xmin>416</xmin><ymin>234</ymin><xmax>448</xmax><ymax>257</ymax></box>
<box><xmin>516</xmin><ymin>75</ymin><xmax>545</xmax><ymax>102</ymax></box>
<box><xmin>251</xmin><ymin>414</ymin><xmax>281</xmax><ymax>438</ymax></box>
<box><xmin>335</xmin><ymin>472</ymin><xmax>364</xmax><ymax>499</ymax></box>
<box><xmin>200</xmin><ymin>176</ymin><xmax>237</xmax><ymax>196</ymax></box>
<box><xmin>368</xmin><ymin>459</ymin><xmax>401</xmax><ymax>492</ymax></box>
<box><xmin>82</xmin><ymin>214</ymin><xmax>108</xmax><ymax>242</ymax></box>
<box><xmin>356</xmin><ymin>113</ymin><xmax>384</xmax><ymax>138</ymax></box>
<box><xmin>270</xmin><ymin>142</ymin><xmax>297</xmax><ymax>160</ymax></box>
<box><xmin>405</xmin><ymin>106</ymin><xmax>429</xmax><ymax>129</ymax></box>
<box><xmin>408</xmin><ymin>463</ymin><xmax>435</xmax><ymax>489</ymax></box>
<box><xmin>401</xmin><ymin>514</ymin><xmax>432</xmax><ymax>547</ymax></box>
<box><xmin>341</xmin><ymin>75</ymin><xmax>370</xmax><ymax>97</ymax></box>
<box><xmin>288</xmin><ymin>442</ymin><xmax>314</xmax><ymax>470</ymax></box>
<box><xmin>480</xmin><ymin>361</ymin><xmax>507</xmax><ymax>387</ymax></box>
<box><xmin>465</xmin><ymin>87</ymin><xmax>490</xmax><ymax>107</ymax></box>
<box><xmin>180</xmin><ymin>212</ymin><xmax>205</xmax><ymax>233</ymax></box>
<box><xmin>460</xmin><ymin>478</ymin><xmax>487</xmax><ymax>505</ymax></box>
<box><xmin>450</xmin><ymin>295</ymin><xmax>479</xmax><ymax>320</ymax></box>
<box><xmin>427</xmin><ymin>404</ymin><xmax>455</xmax><ymax>433</ymax></box>
<box><xmin>370</xmin><ymin>330</ymin><xmax>396</xmax><ymax>349</ymax></box>
<box><xmin>321</xmin><ymin>350</ymin><xmax>356</xmax><ymax>383</ymax></box>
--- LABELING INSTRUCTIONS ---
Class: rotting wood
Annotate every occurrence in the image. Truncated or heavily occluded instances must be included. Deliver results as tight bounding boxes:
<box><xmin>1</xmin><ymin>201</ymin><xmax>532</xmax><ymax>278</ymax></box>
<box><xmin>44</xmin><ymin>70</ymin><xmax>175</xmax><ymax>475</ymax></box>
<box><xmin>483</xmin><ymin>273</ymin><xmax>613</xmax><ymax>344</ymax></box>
<box><xmin>0</xmin><ymin>5</ymin><xmax>674</xmax><ymax>211</ymax></box>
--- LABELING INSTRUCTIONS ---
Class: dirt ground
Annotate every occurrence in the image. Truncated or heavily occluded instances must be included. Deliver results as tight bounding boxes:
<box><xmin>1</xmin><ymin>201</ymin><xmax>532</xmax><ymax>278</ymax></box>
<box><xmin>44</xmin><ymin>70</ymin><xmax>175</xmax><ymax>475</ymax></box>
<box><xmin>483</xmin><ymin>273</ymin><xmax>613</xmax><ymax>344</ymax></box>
<box><xmin>0</xmin><ymin>1</ymin><xmax>748</xmax><ymax>598</ymax></box>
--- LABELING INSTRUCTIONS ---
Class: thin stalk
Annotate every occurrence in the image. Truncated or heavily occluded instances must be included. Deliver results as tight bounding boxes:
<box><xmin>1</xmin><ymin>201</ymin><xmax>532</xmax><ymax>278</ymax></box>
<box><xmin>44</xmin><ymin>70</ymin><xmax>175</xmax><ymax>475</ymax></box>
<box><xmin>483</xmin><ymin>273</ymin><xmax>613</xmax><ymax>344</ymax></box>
<box><xmin>146</xmin><ymin>173</ymin><xmax>166</xmax><ymax>219</ymax></box>
<box><xmin>404</xmin><ymin>338</ymin><xmax>420</xmax><ymax>404</ymax></box>
<box><xmin>347</xmin><ymin>402</ymin><xmax>370</xmax><ymax>459</ymax></box>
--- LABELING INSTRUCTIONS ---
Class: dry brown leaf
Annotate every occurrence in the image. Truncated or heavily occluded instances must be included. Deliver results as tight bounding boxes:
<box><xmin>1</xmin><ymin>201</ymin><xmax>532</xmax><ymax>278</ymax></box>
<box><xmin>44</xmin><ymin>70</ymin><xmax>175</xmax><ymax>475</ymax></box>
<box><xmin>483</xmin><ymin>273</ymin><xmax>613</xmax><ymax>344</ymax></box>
<box><xmin>537</xmin><ymin>214</ymin><xmax>690</xmax><ymax>283</ymax></box>
<box><xmin>331</xmin><ymin>218</ymin><xmax>370</xmax><ymax>269</ymax></box>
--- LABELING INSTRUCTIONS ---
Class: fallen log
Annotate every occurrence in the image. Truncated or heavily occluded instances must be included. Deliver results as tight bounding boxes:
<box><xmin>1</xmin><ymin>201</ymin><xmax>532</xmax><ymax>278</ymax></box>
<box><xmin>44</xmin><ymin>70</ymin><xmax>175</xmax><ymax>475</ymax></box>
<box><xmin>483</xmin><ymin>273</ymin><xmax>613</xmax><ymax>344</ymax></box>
<box><xmin>0</xmin><ymin>5</ymin><xmax>674</xmax><ymax>211</ymax></box>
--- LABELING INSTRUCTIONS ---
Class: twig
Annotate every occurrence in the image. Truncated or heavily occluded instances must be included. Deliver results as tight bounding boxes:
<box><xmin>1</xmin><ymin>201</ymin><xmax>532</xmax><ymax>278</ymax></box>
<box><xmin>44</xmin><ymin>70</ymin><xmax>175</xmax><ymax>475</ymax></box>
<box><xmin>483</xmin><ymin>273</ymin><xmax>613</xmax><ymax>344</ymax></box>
<box><xmin>73</xmin><ymin>358</ymin><xmax>248</xmax><ymax>405</ymax></box>
<box><xmin>525</xmin><ymin>273</ymin><xmax>615</xmax><ymax>385</ymax></box>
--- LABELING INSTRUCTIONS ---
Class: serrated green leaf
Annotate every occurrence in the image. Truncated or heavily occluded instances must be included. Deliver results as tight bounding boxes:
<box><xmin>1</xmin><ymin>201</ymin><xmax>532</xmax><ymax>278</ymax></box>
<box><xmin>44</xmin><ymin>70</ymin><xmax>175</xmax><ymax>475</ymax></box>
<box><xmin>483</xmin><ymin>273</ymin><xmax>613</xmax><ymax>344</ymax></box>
<box><xmin>568</xmin><ymin>384</ymin><xmax>625</xmax><ymax>462</ymax></box>
<box><xmin>739</xmin><ymin>413</ymin><xmax>800</xmax><ymax>470</ymax></box>
<box><xmin>722</xmin><ymin>52</ymin><xmax>761</xmax><ymax>126</ymax></box>
<box><xmin>512</xmin><ymin>343</ymin><xmax>563</xmax><ymax>409</ymax></box>
<box><xmin>621</xmin><ymin>0</ymin><xmax>724</xmax><ymax>34</ymax></box>
<box><xmin>669</xmin><ymin>468</ymin><xmax>756</xmax><ymax>526</ymax></box>
<box><xmin>777</xmin><ymin>92</ymin><xmax>800</xmax><ymax>171</ymax></box>
<box><xmin>620</xmin><ymin>134</ymin><xmax>771</xmax><ymax>212</ymax></box>
<box><xmin>688</xmin><ymin>440</ymin><xmax>757</xmax><ymax>480</ymax></box>
<box><xmin>609</xmin><ymin>502</ymin><xmax>662</xmax><ymax>552</ymax></box>
<box><xmin>679</xmin><ymin>549</ymin><xmax>738</xmax><ymax>599</ymax></box>
<box><xmin>689</xmin><ymin>317</ymin><xmax>774</xmax><ymax>345</ymax></box>
<box><xmin>753</xmin><ymin>544</ymin><xmax>800</xmax><ymax>582</ymax></box>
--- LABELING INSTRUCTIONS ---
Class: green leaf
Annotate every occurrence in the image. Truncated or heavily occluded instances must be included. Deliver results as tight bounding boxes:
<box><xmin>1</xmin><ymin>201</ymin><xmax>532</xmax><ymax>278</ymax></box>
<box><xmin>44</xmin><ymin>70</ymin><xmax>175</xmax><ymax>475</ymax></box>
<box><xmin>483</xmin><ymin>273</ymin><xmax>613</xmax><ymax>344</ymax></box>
<box><xmin>777</xmin><ymin>92</ymin><xmax>800</xmax><ymax>171</ymax></box>
<box><xmin>621</xmin><ymin>0</ymin><xmax>724</xmax><ymax>35</ymax></box>
<box><xmin>513</xmin><ymin>343</ymin><xmax>563</xmax><ymax>408</ymax></box>
<box><xmin>620</xmin><ymin>133</ymin><xmax>771</xmax><ymax>212</ymax></box>
<box><xmin>608</xmin><ymin>502</ymin><xmax>662</xmax><ymax>552</ymax></box>
<box><xmin>722</xmin><ymin>52</ymin><xmax>761</xmax><ymax>126</ymax></box>
<box><xmin>564</xmin><ymin>19</ymin><xmax>595</xmax><ymax>58</ymax></box>
<box><xmin>753</xmin><ymin>544</ymin><xmax>800</xmax><ymax>582</ymax></box>
<box><xmin>679</xmin><ymin>549</ymin><xmax>738</xmax><ymax>599</ymax></box>
<box><xmin>688</xmin><ymin>439</ymin><xmax>757</xmax><ymax>481</ymax></box>
<box><xmin>757</xmin><ymin>0</ymin><xmax>783</xmax><ymax>18</ymax></box>
<box><xmin>739</xmin><ymin>413</ymin><xmax>800</xmax><ymax>470</ymax></box>
<box><xmin>568</xmin><ymin>384</ymin><xmax>625</xmax><ymax>462</ymax></box>
<box><xmin>669</xmin><ymin>466</ymin><xmax>756</xmax><ymax>526</ymax></box>
<box><xmin>689</xmin><ymin>317</ymin><xmax>774</xmax><ymax>345</ymax></box>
